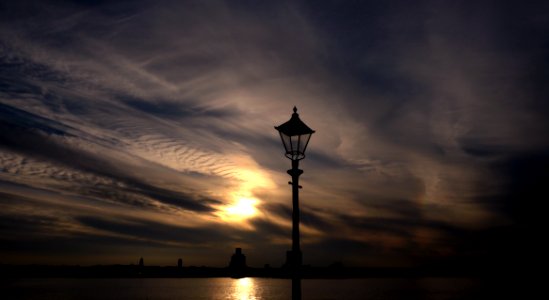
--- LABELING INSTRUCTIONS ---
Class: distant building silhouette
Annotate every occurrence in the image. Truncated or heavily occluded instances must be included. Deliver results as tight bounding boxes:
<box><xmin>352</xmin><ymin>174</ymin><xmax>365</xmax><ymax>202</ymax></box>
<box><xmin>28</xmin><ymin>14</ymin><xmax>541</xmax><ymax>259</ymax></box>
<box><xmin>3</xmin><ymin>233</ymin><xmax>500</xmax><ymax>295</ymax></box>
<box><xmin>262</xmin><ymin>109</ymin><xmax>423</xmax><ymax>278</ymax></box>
<box><xmin>228</xmin><ymin>248</ymin><xmax>247</xmax><ymax>278</ymax></box>
<box><xmin>229</xmin><ymin>248</ymin><xmax>247</xmax><ymax>269</ymax></box>
<box><xmin>139</xmin><ymin>257</ymin><xmax>144</xmax><ymax>268</ymax></box>
<box><xmin>178</xmin><ymin>258</ymin><xmax>183</xmax><ymax>268</ymax></box>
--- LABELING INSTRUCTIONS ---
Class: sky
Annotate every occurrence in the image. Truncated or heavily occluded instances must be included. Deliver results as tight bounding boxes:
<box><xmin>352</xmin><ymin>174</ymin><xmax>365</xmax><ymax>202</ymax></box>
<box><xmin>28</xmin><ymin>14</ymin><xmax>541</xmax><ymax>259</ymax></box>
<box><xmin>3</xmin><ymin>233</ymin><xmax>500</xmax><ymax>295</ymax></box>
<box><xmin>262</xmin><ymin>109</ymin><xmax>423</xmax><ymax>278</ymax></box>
<box><xmin>1</xmin><ymin>0</ymin><xmax>548</xmax><ymax>268</ymax></box>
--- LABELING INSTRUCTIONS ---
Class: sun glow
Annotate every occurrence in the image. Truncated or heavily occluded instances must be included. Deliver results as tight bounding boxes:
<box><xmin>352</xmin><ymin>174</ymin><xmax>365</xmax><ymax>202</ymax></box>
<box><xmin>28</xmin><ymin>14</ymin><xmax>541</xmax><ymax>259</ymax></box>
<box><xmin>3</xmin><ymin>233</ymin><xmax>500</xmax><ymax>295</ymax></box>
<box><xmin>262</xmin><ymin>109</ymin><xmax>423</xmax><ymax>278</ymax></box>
<box><xmin>221</xmin><ymin>197</ymin><xmax>259</xmax><ymax>222</ymax></box>
<box><xmin>214</xmin><ymin>157</ymin><xmax>275</xmax><ymax>224</ymax></box>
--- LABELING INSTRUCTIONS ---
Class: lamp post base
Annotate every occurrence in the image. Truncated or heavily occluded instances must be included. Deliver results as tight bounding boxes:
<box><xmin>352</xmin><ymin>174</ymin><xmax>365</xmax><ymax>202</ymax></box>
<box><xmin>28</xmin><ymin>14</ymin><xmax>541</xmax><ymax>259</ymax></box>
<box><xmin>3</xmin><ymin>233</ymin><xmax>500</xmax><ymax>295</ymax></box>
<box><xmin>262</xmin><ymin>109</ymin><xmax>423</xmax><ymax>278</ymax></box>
<box><xmin>292</xmin><ymin>277</ymin><xmax>302</xmax><ymax>300</ymax></box>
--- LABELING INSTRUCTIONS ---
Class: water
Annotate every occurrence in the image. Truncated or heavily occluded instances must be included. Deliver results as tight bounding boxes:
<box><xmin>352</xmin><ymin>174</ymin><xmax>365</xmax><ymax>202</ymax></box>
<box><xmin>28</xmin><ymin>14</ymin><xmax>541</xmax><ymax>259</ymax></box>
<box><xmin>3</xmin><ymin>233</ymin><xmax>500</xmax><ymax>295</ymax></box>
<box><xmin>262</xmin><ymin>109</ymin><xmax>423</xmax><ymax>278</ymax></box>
<box><xmin>0</xmin><ymin>277</ymin><xmax>508</xmax><ymax>300</ymax></box>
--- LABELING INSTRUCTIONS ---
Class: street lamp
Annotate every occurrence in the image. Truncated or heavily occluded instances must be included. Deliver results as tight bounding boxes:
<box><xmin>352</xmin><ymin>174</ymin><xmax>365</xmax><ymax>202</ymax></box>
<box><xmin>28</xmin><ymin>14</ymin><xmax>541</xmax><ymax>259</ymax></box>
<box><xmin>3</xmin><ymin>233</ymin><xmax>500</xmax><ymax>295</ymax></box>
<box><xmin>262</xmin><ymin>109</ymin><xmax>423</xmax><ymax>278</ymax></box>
<box><xmin>275</xmin><ymin>106</ymin><xmax>315</xmax><ymax>300</ymax></box>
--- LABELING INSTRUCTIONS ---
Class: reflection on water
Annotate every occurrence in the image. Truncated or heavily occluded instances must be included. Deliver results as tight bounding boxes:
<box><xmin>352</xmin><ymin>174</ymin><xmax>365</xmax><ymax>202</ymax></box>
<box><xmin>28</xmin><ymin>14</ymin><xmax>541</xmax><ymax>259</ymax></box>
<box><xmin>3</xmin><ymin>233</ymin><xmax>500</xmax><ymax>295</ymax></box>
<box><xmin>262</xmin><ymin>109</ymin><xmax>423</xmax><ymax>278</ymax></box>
<box><xmin>233</xmin><ymin>277</ymin><xmax>257</xmax><ymax>300</ymax></box>
<box><xmin>3</xmin><ymin>277</ymin><xmax>496</xmax><ymax>300</ymax></box>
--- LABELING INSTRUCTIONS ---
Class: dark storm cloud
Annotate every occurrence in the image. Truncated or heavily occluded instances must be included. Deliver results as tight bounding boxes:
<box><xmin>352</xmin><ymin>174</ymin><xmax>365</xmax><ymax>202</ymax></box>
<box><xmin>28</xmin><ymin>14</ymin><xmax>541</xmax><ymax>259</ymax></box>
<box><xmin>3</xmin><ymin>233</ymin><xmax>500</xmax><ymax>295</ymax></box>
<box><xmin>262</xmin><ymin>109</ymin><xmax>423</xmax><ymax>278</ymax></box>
<box><xmin>76</xmin><ymin>216</ymin><xmax>228</xmax><ymax>244</ymax></box>
<box><xmin>0</xmin><ymin>208</ymin><xmax>61</xmax><ymax>237</ymax></box>
<box><xmin>130</xmin><ymin>184</ymin><xmax>217</xmax><ymax>213</ymax></box>
<box><xmin>362</xmin><ymin>197</ymin><xmax>423</xmax><ymax>219</ymax></box>
<box><xmin>248</xmin><ymin>218</ymin><xmax>289</xmax><ymax>239</ymax></box>
<box><xmin>0</xmin><ymin>42</ymin><xmax>69</xmax><ymax>90</ymax></box>
<box><xmin>120</xmin><ymin>96</ymin><xmax>237</xmax><ymax>120</ymax></box>
<box><xmin>0</xmin><ymin>103</ymin><xmax>214</xmax><ymax>212</ymax></box>
<box><xmin>265</xmin><ymin>203</ymin><xmax>336</xmax><ymax>233</ymax></box>
<box><xmin>459</xmin><ymin>137</ymin><xmax>507</xmax><ymax>158</ymax></box>
<box><xmin>0</xmin><ymin>103</ymin><xmax>73</xmax><ymax>137</ymax></box>
<box><xmin>73</xmin><ymin>179</ymin><xmax>220</xmax><ymax>212</ymax></box>
<box><xmin>267</xmin><ymin>200</ymin><xmax>463</xmax><ymax>240</ymax></box>
<box><xmin>339</xmin><ymin>213</ymin><xmax>472</xmax><ymax>241</ymax></box>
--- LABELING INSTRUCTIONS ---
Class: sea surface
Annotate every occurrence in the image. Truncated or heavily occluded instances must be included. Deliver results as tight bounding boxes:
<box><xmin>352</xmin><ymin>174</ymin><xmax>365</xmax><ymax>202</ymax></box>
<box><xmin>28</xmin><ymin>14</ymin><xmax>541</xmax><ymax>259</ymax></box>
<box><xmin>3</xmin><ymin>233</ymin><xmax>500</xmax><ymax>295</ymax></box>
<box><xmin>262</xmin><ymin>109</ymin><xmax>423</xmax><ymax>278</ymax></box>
<box><xmin>0</xmin><ymin>277</ymin><xmax>518</xmax><ymax>300</ymax></box>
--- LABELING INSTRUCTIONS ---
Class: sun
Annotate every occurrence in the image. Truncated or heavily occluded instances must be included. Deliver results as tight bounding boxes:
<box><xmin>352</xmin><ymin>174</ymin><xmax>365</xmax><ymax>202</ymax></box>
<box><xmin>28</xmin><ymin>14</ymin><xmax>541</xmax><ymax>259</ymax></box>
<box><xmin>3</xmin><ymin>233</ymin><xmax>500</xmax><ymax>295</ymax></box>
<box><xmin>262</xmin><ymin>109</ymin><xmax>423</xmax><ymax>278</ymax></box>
<box><xmin>212</xmin><ymin>160</ymin><xmax>274</xmax><ymax>224</ymax></box>
<box><xmin>220</xmin><ymin>197</ymin><xmax>259</xmax><ymax>222</ymax></box>
<box><xmin>227</xmin><ymin>198</ymin><xmax>257</xmax><ymax>217</ymax></box>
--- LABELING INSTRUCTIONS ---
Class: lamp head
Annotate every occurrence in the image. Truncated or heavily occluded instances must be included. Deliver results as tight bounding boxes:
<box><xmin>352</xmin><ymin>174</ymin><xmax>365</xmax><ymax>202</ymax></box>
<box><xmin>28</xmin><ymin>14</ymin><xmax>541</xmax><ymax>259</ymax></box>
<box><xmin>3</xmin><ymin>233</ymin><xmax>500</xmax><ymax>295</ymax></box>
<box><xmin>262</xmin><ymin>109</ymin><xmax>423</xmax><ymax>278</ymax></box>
<box><xmin>275</xmin><ymin>106</ymin><xmax>315</xmax><ymax>160</ymax></box>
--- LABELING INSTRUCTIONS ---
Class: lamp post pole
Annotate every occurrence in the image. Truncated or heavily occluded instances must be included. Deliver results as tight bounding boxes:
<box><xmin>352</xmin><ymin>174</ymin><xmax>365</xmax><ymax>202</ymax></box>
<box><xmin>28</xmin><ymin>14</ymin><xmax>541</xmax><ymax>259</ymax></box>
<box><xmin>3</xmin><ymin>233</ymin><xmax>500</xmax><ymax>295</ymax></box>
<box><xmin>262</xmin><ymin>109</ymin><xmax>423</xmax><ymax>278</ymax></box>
<box><xmin>289</xmin><ymin>159</ymin><xmax>303</xmax><ymax>299</ymax></box>
<box><xmin>289</xmin><ymin>159</ymin><xmax>304</xmax><ymax>267</ymax></box>
<box><xmin>275</xmin><ymin>107</ymin><xmax>314</xmax><ymax>300</ymax></box>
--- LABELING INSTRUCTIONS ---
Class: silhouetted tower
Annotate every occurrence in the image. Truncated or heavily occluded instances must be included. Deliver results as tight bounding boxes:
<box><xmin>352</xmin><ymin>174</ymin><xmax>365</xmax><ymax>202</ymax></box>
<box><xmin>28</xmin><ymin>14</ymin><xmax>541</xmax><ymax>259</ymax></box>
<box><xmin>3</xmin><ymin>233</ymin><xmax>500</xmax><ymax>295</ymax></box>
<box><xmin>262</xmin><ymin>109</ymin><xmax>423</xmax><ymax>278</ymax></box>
<box><xmin>275</xmin><ymin>106</ymin><xmax>315</xmax><ymax>300</ymax></box>
<box><xmin>178</xmin><ymin>258</ymin><xmax>183</xmax><ymax>268</ymax></box>
<box><xmin>229</xmin><ymin>248</ymin><xmax>247</xmax><ymax>269</ymax></box>
<box><xmin>139</xmin><ymin>257</ymin><xmax>144</xmax><ymax>267</ymax></box>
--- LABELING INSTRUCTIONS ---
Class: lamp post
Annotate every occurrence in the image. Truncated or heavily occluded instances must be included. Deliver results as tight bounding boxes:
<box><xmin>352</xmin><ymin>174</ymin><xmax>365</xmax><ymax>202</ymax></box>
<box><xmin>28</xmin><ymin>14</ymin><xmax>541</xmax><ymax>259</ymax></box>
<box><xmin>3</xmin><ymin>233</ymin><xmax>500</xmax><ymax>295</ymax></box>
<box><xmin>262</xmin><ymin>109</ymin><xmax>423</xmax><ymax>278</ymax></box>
<box><xmin>275</xmin><ymin>106</ymin><xmax>315</xmax><ymax>300</ymax></box>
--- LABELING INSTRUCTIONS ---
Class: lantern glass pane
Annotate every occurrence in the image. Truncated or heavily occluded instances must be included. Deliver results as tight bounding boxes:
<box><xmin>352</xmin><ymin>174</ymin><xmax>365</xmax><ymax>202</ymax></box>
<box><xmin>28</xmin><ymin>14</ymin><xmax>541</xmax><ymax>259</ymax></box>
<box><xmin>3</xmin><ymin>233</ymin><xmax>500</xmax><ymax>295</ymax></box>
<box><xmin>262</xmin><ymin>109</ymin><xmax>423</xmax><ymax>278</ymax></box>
<box><xmin>290</xmin><ymin>135</ymin><xmax>299</xmax><ymax>154</ymax></box>
<box><xmin>299</xmin><ymin>133</ymin><xmax>311</xmax><ymax>154</ymax></box>
<box><xmin>280</xmin><ymin>132</ymin><xmax>291</xmax><ymax>153</ymax></box>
